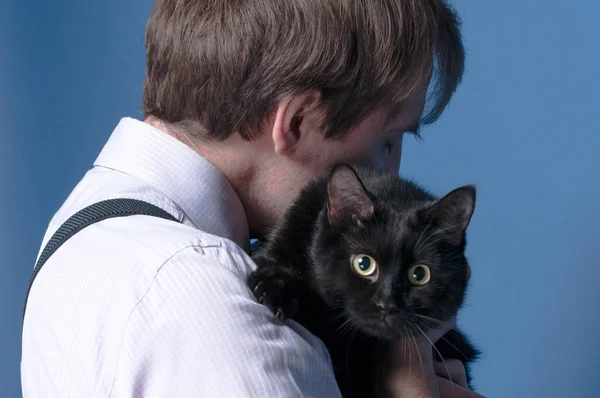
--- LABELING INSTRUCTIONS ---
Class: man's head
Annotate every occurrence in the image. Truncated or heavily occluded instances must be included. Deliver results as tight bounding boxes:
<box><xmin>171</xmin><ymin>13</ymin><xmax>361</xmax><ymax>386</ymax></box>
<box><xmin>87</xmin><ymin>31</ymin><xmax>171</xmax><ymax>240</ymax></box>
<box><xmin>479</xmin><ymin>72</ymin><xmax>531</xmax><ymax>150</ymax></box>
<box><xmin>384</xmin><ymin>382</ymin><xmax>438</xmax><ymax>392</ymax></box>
<box><xmin>142</xmin><ymin>0</ymin><xmax>465</xmax><ymax>236</ymax></box>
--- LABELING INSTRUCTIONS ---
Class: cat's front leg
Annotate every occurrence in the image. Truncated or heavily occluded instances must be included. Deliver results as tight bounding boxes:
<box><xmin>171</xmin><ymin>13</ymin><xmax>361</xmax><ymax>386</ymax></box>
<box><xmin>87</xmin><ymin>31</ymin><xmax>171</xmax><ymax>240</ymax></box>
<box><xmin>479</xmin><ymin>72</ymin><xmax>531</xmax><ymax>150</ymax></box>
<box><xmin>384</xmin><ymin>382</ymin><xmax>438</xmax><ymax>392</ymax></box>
<box><xmin>248</xmin><ymin>254</ymin><xmax>306</xmax><ymax>320</ymax></box>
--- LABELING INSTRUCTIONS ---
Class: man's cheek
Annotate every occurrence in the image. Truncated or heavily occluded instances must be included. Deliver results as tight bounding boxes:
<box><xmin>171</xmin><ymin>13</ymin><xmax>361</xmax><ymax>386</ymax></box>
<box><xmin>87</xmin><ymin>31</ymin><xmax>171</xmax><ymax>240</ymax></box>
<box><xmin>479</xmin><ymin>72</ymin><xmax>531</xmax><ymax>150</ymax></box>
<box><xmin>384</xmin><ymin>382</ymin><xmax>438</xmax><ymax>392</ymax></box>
<box><xmin>386</xmin><ymin>137</ymin><xmax>403</xmax><ymax>172</ymax></box>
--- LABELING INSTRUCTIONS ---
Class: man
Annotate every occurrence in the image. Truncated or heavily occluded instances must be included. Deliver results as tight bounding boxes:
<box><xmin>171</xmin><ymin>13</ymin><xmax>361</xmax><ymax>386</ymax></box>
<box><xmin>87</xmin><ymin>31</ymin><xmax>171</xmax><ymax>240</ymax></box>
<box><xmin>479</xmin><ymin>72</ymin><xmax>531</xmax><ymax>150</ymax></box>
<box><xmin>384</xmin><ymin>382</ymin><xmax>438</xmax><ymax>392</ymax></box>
<box><xmin>22</xmin><ymin>0</ymin><xmax>484</xmax><ymax>396</ymax></box>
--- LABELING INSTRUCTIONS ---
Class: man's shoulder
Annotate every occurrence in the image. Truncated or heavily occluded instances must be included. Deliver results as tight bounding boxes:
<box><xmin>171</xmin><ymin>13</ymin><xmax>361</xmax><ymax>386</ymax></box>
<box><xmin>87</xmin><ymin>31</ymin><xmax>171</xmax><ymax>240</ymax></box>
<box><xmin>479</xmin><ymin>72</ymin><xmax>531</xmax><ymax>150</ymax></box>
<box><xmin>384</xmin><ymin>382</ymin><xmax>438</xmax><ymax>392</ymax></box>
<box><xmin>33</xmin><ymin>164</ymin><xmax>255</xmax><ymax>306</ymax></box>
<box><xmin>45</xmin><ymin>197</ymin><xmax>252</xmax><ymax>286</ymax></box>
<box><xmin>98</xmin><ymin>213</ymin><xmax>255</xmax><ymax>283</ymax></box>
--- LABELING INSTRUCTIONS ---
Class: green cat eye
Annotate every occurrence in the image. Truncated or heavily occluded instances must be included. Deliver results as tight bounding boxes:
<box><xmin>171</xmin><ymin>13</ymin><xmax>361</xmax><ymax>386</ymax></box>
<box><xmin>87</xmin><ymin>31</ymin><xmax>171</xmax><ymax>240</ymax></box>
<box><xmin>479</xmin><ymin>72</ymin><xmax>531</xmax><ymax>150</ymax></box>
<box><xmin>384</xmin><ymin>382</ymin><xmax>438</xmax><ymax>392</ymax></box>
<box><xmin>408</xmin><ymin>265</ymin><xmax>431</xmax><ymax>286</ymax></box>
<box><xmin>351</xmin><ymin>254</ymin><xmax>378</xmax><ymax>278</ymax></box>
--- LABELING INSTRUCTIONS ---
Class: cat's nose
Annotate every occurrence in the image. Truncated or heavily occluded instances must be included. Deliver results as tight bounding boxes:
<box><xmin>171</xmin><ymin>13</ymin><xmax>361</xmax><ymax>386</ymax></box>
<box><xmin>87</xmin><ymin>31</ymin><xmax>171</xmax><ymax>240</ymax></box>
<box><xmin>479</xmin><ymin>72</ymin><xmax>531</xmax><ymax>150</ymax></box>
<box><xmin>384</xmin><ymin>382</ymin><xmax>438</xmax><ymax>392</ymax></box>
<box><xmin>377</xmin><ymin>303</ymin><xmax>403</xmax><ymax>329</ymax></box>
<box><xmin>375</xmin><ymin>302</ymin><xmax>399</xmax><ymax>317</ymax></box>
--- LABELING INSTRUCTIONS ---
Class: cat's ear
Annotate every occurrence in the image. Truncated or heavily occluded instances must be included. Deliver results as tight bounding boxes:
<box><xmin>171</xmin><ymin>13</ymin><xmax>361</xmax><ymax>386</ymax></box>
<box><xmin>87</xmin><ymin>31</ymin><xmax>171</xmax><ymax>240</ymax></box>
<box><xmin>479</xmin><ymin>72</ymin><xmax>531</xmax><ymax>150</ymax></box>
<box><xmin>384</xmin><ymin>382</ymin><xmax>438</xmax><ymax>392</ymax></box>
<box><xmin>327</xmin><ymin>164</ymin><xmax>374</xmax><ymax>225</ymax></box>
<box><xmin>427</xmin><ymin>185</ymin><xmax>476</xmax><ymax>245</ymax></box>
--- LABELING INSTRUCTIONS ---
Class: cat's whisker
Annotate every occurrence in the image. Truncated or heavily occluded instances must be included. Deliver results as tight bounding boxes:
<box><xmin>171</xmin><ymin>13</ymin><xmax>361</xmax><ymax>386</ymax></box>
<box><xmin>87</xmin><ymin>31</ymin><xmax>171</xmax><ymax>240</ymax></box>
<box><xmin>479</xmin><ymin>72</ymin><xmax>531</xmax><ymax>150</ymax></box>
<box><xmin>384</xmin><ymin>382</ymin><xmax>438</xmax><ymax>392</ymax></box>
<box><xmin>335</xmin><ymin>317</ymin><xmax>355</xmax><ymax>339</ymax></box>
<box><xmin>414</xmin><ymin>216</ymin><xmax>434</xmax><ymax>252</ymax></box>
<box><xmin>415</xmin><ymin>228</ymin><xmax>442</xmax><ymax>253</ymax></box>
<box><xmin>416</xmin><ymin>234</ymin><xmax>446</xmax><ymax>254</ymax></box>
<box><xmin>409</xmin><ymin>332</ymin><xmax>426</xmax><ymax>391</ymax></box>
<box><xmin>341</xmin><ymin>322</ymin><xmax>356</xmax><ymax>339</ymax></box>
<box><xmin>334</xmin><ymin>319</ymin><xmax>351</xmax><ymax>332</ymax></box>
<box><xmin>400</xmin><ymin>325</ymin><xmax>405</xmax><ymax>365</ymax></box>
<box><xmin>438</xmin><ymin>336</ymin><xmax>470</xmax><ymax>362</ymax></box>
<box><xmin>402</xmin><ymin>325</ymin><xmax>411</xmax><ymax>380</ymax></box>
<box><xmin>413</xmin><ymin>313</ymin><xmax>444</xmax><ymax>325</ymax></box>
<box><xmin>408</xmin><ymin>324</ymin><xmax>441</xmax><ymax>398</ymax></box>
<box><xmin>324</xmin><ymin>307</ymin><xmax>352</xmax><ymax>328</ymax></box>
<box><xmin>329</xmin><ymin>314</ymin><xmax>346</xmax><ymax>324</ymax></box>
<box><xmin>345</xmin><ymin>326</ymin><xmax>359</xmax><ymax>372</ymax></box>
<box><xmin>416</xmin><ymin>224</ymin><xmax>459</xmax><ymax>252</ymax></box>
<box><xmin>415</xmin><ymin>222</ymin><xmax>467</xmax><ymax>252</ymax></box>
<box><xmin>414</xmin><ymin>324</ymin><xmax>454</xmax><ymax>398</ymax></box>
<box><xmin>405</xmin><ymin>327</ymin><xmax>413</xmax><ymax>382</ymax></box>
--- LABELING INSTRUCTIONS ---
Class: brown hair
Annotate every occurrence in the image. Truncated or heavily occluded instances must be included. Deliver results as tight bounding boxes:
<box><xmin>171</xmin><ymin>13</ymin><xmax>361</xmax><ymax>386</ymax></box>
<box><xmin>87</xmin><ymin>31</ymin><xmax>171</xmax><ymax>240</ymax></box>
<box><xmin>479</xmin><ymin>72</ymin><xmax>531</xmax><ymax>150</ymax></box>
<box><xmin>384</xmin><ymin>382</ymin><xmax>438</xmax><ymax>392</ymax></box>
<box><xmin>142</xmin><ymin>0</ymin><xmax>465</xmax><ymax>141</ymax></box>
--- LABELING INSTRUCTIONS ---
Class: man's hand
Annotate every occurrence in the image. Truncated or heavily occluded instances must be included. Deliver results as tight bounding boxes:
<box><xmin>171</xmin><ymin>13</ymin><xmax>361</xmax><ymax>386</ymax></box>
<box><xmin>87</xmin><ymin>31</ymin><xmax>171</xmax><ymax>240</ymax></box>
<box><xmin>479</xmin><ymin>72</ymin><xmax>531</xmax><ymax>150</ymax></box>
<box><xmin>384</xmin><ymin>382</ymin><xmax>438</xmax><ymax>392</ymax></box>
<box><xmin>434</xmin><ymin>360</ymin><xmax>487</xmax><ymax>397</ymax></box>
<box><xmin>429</xmin><ymin>317</ymin><xmax>487</xmax><ymax>397</ymax></box>
<box><xmin>384</xmin><ymin>316</ymin><xmax>486</xmax><ymax>397</ymax></box>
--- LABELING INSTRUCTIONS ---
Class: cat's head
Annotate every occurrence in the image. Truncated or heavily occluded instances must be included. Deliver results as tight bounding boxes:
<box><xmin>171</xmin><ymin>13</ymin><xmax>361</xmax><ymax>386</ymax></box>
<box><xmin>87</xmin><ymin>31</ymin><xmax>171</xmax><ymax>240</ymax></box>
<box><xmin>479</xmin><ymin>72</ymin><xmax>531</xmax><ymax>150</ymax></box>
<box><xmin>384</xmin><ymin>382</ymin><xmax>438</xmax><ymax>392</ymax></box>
<box><xmin>310</xmin><ymin>164</ymin><xmax>476</xmax><ymax>341</ymax></box>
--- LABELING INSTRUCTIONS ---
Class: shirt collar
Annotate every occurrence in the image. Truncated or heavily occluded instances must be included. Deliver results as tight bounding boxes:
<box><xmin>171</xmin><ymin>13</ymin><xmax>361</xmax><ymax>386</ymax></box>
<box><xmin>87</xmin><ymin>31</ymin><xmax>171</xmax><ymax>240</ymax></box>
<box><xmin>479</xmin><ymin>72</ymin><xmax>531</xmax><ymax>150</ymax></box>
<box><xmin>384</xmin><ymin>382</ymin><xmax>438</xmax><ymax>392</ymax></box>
<box><xmin>94</xmin><ymin>117</ymin><xmax>249</xmax><ymax>250</ymax></box>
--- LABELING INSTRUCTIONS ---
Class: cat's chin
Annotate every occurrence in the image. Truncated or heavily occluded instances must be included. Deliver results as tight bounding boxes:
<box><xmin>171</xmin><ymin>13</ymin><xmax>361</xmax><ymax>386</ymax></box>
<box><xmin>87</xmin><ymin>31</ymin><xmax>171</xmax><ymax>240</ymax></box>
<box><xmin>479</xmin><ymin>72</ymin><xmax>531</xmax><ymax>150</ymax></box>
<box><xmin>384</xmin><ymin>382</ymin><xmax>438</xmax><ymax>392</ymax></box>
<box><xmin>376</xmin><ymin>328</ymin><xmax>405</xmax><ymax>341</ymax></box>
<box><xmin>354</xmin><ymin>321</ymin><xmax>405</xmax><ymax>341</ymax></box>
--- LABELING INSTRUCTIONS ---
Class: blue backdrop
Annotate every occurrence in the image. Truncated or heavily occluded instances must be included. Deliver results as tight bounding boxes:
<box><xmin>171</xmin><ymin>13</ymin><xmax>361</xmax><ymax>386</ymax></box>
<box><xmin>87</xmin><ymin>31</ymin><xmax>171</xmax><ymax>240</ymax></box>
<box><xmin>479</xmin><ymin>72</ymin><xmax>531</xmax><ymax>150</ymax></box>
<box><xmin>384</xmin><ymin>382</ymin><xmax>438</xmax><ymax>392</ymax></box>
<box><xmin>2</xmin><ymin>1</ymin><xmax>599</xmax><ymax>397</ymax></box>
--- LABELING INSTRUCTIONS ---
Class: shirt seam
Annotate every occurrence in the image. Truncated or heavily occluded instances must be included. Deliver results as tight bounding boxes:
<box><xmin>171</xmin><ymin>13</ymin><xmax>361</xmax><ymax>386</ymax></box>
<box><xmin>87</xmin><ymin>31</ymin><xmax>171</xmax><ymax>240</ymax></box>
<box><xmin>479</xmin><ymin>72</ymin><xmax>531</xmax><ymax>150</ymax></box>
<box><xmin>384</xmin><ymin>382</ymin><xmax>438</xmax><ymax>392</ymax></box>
<box><xmin>106</xmin><ymin>243</ymin><xmax>207</xmax><ymax>397</ymax></box>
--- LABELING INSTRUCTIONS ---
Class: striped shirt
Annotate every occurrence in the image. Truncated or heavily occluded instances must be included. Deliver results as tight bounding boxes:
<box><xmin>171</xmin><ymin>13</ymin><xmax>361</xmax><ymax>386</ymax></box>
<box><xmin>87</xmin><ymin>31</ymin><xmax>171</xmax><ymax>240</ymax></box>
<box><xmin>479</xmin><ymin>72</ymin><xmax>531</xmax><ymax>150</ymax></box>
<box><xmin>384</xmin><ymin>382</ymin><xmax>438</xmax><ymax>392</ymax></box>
<box><xmin>21</xmin><ymin>117</ymin><xmax>341</xmax><ymax>397</ymax></box>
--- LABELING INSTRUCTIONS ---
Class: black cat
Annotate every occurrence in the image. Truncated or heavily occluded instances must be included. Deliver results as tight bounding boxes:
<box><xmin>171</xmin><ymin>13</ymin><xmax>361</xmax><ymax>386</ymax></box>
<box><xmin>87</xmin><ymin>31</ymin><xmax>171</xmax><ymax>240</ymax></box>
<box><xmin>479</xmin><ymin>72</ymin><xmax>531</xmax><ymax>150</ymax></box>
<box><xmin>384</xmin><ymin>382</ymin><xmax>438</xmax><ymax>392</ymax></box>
<box><xmin>248</xmin><ymin>164</ymin><xmax>480</xmax><ymax>397</ymax></box>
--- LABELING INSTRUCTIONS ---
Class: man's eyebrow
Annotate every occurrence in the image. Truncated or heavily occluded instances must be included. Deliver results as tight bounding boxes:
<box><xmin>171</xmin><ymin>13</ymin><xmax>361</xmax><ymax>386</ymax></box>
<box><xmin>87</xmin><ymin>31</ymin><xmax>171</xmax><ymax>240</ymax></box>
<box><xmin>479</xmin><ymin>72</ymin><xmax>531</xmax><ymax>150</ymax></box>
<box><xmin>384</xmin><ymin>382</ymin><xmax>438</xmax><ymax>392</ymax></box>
<box><xmin>391</xmin><ymin>118</ymin><xmax>421</xmax><ymax>137</ymax></box>
<box><xmin>385</xmin><ymin>104</ymin><xmax>422</xmax><ymax>136</ymax></box>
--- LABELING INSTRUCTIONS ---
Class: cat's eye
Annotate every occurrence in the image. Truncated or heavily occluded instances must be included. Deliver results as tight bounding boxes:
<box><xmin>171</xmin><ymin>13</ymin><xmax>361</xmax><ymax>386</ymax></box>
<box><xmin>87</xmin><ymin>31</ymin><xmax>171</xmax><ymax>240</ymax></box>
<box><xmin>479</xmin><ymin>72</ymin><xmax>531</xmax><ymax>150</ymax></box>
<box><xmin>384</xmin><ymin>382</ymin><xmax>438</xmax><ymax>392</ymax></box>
<box><xmin>351</xmin><ymin>254</ymin><xmax>378</xmax><ymax>278</ymax></box>
<box><xmin>408</xmin><ymin>265</ymin><xmax>431</xmax><ymax>286</ymax></box>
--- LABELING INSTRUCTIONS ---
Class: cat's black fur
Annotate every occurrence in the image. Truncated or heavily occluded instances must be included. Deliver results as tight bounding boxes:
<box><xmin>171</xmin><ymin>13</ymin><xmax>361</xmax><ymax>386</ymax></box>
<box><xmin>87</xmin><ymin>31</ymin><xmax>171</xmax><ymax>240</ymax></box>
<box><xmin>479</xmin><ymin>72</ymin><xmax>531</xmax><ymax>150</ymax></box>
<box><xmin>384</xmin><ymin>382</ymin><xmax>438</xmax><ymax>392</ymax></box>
<box><xmin>249</xmin><ymin>164</ymin><xmax>480</xmax><ymax>397</ymax></box>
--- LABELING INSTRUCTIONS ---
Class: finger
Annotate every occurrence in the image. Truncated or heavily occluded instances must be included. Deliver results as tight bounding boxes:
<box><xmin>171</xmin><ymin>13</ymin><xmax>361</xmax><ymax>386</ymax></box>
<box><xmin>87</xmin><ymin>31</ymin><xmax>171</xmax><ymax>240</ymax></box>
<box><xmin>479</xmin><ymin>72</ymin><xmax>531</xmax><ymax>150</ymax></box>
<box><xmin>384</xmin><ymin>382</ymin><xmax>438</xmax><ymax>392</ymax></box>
<box><xmin>433</xmin><ymin>359</ymin><xmax>468</xmax><ymax>389</ymax></box>
<box><xmin>437</xmin><ymin>376</ymin><xmax>487</xmax><ymax>398</ymax></box>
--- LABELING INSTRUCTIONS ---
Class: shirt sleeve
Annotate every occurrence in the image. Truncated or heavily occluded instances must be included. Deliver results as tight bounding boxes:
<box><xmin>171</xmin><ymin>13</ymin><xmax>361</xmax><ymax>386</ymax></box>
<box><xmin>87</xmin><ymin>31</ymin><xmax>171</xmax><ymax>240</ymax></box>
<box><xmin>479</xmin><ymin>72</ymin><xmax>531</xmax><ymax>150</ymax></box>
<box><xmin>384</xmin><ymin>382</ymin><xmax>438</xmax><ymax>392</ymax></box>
<box><xmin>109</xmin><ymin>245</ymin><xmax>342</xmax><ymax>398</ymax></box>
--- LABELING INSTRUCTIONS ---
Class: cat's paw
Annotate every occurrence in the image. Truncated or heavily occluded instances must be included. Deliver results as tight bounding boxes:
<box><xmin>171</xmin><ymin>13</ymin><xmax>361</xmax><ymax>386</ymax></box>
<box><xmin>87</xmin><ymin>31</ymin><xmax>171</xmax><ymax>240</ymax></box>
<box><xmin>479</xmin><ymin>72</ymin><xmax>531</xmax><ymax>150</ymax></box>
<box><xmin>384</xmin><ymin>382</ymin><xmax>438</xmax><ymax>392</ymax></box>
<box><xmin>248</xmin><ymin>268</ymin><xmax>301</xmax><ymax>320</ymax></box>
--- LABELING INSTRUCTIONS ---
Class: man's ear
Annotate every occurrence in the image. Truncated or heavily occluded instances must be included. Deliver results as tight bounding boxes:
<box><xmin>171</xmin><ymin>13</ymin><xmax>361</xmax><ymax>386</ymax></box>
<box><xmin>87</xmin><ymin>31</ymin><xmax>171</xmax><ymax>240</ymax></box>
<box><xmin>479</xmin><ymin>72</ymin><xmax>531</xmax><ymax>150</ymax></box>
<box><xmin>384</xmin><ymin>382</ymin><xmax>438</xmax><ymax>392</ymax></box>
<box><xmin>272</xmin><ymin>91</ymin><xmax>322</xmax><ymax>156</ymax></box>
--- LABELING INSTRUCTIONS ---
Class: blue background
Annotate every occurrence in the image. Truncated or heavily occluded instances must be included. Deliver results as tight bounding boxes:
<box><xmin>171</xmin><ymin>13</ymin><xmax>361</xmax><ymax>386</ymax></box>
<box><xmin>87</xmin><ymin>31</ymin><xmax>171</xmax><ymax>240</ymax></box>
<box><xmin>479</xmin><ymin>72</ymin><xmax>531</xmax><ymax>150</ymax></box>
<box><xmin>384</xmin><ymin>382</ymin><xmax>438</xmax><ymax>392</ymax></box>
<box><xmin>2</xmin><ymin>1</ymin><xmax>598</xmax><ymax>397</ymax></box>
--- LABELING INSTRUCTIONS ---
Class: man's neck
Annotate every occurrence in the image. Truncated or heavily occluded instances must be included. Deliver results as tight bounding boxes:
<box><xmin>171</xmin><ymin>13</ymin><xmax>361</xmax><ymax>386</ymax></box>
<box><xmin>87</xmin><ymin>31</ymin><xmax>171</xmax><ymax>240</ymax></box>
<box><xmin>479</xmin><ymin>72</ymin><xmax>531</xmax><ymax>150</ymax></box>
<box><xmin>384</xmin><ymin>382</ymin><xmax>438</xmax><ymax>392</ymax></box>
<box><xmin>144</xmin><ymin>117</ymin><xmax>280</xmax><ymax>239</ymax></box>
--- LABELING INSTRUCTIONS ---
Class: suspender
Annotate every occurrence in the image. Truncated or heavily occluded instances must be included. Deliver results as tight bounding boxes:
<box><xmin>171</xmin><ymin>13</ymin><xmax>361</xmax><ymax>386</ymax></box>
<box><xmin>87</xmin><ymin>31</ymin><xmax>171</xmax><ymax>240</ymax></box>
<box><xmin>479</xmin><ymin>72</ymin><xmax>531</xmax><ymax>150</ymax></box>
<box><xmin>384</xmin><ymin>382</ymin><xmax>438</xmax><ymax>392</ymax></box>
<box><xmin>22</xmin><ymin>199</ymin><xmax>180</xmax><ymax>323</ymax></box>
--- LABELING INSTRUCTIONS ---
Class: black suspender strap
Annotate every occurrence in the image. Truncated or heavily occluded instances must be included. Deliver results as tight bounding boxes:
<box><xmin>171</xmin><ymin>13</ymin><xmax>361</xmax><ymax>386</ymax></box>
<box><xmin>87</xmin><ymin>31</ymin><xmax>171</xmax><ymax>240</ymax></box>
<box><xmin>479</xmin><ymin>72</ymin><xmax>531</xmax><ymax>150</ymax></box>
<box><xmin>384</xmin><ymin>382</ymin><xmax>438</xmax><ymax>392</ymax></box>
<box><xmin>22</xmin><ymin>199</ymin><xmax>180</xmax><ymax>323</ymax></box>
